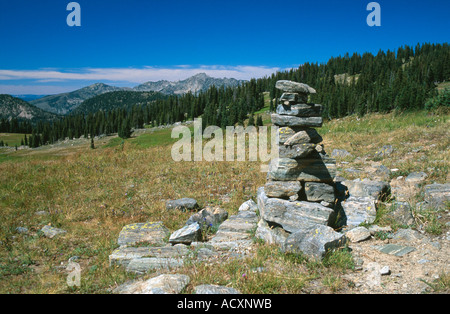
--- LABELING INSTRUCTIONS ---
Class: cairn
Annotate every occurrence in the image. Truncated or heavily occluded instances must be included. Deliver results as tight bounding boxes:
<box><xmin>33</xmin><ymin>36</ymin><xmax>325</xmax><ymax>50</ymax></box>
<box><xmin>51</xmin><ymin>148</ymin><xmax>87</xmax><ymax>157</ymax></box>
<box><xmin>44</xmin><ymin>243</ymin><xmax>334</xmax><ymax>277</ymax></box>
<box><xmin>256</xmin><ymin>80</ymin><xmax>347</xmax><ymax>259</ymax></box>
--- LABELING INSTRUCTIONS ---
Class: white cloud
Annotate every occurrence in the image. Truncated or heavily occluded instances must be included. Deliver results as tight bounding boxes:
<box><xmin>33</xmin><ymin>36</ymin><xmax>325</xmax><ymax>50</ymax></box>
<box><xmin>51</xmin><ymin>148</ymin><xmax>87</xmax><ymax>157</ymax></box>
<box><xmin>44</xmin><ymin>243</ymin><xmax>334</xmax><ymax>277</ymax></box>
<box><xmin>0</xmin><ymin>65</ymin><xmax>281</xmax><ymax>85</ymax></box>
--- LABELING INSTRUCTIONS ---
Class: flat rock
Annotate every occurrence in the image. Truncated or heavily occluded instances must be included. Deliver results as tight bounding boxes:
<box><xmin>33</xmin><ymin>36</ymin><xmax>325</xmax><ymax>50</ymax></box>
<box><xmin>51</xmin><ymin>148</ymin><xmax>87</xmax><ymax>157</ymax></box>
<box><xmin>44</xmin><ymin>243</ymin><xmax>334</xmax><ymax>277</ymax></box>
<box><xmin>279</xmin><ymin>93</ymin><xmax>308</xmax><ymax>104</ymax></box>
<box><xmin>40</xmin><ymin>225</ymin><xmax>67</xmax><ymax>238</ymax></box>
<box><xmin>341</xmin><ymin>196</ymin><xmax>377</xmax><ymax>227</ymax></box>
<box><xmin>374</xmin><ymin>145</ymin><xmax>394</xmax><ymax>158</ymax></box>
<box><xmin>257</xmin><ymin>188</ymin><xmax>334</xmax><ymax>233</ymax></box>
<box><xmin>126</xmin><ymin>258</ymin><xmax>184</xmax><ymax>274</ymax></box>
<box><xmin>194</xmin><ymin>284</ymin><xmax>241</xmax><ymax>294</ymax></box>
<box><xmin>166</xmin><ymin>198</ymin><xmax>199</xmax><ymax>211</ymax></box>
<box><xmin>279</xmin><ymin>143</ymin><xmax>316</xmax><ymax>159</ymax></box>
<box><xmin>390</xmin><ymin>202</ymin><xmax>415</xmax><ymax>226</ymax></box>
<box><xmin>283</xmin><ymin>225</ymin><xmax>347</xmax><ymax>259</ymax></box>
<box><xmin>276</xmin><ymin>104</ymin><xmax>323</xmax><ymax>117</ymax></box>
<box><xmin>267</xmin><ymin>155</ymin><xmax>336</xmax><ymax>183</ymax></box>
<box><xmin>264</xmin><ymin>181</ymin><xmax>302</xmax><ymax>199</ymax></box>
<box><xmin>405</xmin><ymin>172</ymin><xmax>428</xmax><ymax>184</ymax></box>
<box><xmin>109</xmin><ymin>245</ymin><xmax>189</xmax><ymax>268</ymax></box>
<box><xmin>278</xmin><ymin>127</ymin><xmax>323</xmax><ymax>145</ymax></box>
<box><xmin>345</xmin><ymin>226</ymin><xmax>371</xmax><ymax>242</ymax></box>
<box><xmin>117</xmin><ymin>221</ymin><xmax>170</xmax><ymax>247</ymax></box>
<box><xmin>275</xmin><ymin>80</ymin><xmax>317</xmax><ymax>94</ymax></box>
<box><xmin>376</xmin><ymin>244</ymin><xmax>416</xmax><ymax>257</ymax></box>
<box><xmin>272</xmin><ymin>114</ymin><xmax>323</xmax><ymax>128</ymax></box>
<box><xmin>304</xmin><ymin>182</ymin><xmax>336</xmax><ymax>203</ymax></box>
<box><xmin>169</xmin><ymin>223</ymin><xmax>202</xmax><ymax>245</ymax></box>
<box><xmin>113</xmin><ymin>274</ymin><xmax>190</xmax><ymax>294</ymax></box>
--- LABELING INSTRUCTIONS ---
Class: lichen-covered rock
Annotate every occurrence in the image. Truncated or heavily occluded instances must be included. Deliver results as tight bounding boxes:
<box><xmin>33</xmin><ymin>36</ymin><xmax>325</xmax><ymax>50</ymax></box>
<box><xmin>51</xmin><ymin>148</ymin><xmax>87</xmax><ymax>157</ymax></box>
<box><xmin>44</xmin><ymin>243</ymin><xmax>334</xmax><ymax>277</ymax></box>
<box><xmin>40</xmin><ymin>225</ymin><xmax>67</xmax><ymax>238</ymax></box>
<box><xmin>117</xmin><ymin>221</ymin><xmax>170</xmax><ymax>247</ymax></box>
<box><xmin>271</xmin><ymin>114</ymin><xmax>323</xmax><ymax>128</ymax></box>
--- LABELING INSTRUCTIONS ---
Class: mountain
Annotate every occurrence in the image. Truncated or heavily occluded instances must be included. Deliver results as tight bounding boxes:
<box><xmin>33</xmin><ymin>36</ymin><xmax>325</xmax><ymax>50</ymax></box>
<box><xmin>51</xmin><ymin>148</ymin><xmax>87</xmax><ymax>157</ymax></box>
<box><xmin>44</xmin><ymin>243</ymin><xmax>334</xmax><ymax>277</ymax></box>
<box><xmin>30</xmin><ymin>83</ymin><xmax>128</xmax><ymax>115</ymax></box>
<box><xmin>72</xmin><ymin>91</ymin><xmax>168</xmax><ymax>115</ymax></box>
<box><xmin>133</xmin><ymin>73</ymin><xmax>246</xmax><ymax>95</ymax></box>
<box><xmin>0</xmin><ymin>94</ymin><xmax>59</xmax><ymax>121</ymax></box>
<box><xmin>13</xmin><ymin>94</ymin><xmax>46</xmax><ymax>102</ymax></box>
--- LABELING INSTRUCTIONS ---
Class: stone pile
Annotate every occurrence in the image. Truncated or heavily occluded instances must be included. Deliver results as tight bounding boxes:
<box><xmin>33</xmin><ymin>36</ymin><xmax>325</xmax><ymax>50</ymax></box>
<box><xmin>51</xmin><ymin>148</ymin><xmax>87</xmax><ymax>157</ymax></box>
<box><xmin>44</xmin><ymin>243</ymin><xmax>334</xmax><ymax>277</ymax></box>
<box><xmin>256</xmin><ymin>80</ymin><xmax>347</xmax><ymax>259</ymax></box>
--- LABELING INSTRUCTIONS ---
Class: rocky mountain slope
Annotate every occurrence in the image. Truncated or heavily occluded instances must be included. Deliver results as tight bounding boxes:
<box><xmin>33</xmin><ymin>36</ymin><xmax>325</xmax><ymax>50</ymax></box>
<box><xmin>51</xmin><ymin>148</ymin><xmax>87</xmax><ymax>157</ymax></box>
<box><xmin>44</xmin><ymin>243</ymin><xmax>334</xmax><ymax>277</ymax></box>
<box><xmin>0</xmin><ymin>94</ymin><xmax>58</xmax><ymax>121</ymax></box>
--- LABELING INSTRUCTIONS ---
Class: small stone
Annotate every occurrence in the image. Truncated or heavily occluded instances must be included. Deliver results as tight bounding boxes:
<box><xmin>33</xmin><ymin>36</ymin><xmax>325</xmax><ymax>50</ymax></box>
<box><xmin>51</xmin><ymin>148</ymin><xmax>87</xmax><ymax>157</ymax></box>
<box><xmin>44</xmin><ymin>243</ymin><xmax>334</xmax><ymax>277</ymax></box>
<box><xmin>380</xmin><ymin>266</ymin><xmax>391</xmax><ymax>276</ymax></box>
<box><xmin>194</xmin><ymin>284</ymin><xmax>241</xmax><ymax>294</ymax></box>
<box><xmin>169</xmin><ymin>223</ymin><xmax>202</xmax><ymax>245</ymax></box>
<box><xmin>166</xmin><ymin>198</ymin><xmax>199</xmax><ymax>211</ymax></box>
<box><xmin>15</xmin><ymin>227</ymin><xmax>29</xmax><ymax>234</ymax></box>
<box><xmin>238</xmin><ymin>199</ymin><xmax>258</xmax><ymax>212</ymax></box>
<box><xmin>40</xmin><ymin>225</ymin><xmax>66</xmax><ymax>239</ymax></box>
<box><xmin>186</xmin><ymin>206</ymin><xmax>228</xmax><ymax>228</ymax></box>
<box><xmin>374</xmin><ymin>145</ymin><xmax>394</xmax><ymax>158</ymax></box>
<box><xmin>405</xmin><ymin>172</ymin><xmax>428</xmax><ymax>183</ymax></box>
<box><xmin>331</xmin><ymin>149</ymin><xmax>352</xmax><ymax>158</ymax></box>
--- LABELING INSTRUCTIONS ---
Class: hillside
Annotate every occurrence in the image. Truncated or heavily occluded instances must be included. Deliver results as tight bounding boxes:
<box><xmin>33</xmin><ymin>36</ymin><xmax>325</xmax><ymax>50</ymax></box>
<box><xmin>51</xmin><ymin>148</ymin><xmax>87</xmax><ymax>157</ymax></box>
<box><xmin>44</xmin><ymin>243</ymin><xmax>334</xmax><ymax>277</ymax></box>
<box><xmin>30</xmin><ymin>83</ymin><xmax>128</xmax><ymax>115</ymax></box>
<box><xmin>0</xmin><ymin>94</ymin><xmax>58</xmax><ymax>122</ymax></box>
<box><xmin>72</xmin><ymin>91</ymin><xmax>168</xmax><ymax>115</ymax></box>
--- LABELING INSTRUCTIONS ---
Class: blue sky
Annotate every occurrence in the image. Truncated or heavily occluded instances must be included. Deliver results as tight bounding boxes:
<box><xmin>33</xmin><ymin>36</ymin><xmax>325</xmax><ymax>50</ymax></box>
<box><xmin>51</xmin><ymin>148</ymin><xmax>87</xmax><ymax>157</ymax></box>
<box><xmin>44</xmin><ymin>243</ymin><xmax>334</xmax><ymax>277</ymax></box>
<box><xmin>0</xmin><ymin>0</ymin><xmax>449</xmax><ymax>95</ymax></box>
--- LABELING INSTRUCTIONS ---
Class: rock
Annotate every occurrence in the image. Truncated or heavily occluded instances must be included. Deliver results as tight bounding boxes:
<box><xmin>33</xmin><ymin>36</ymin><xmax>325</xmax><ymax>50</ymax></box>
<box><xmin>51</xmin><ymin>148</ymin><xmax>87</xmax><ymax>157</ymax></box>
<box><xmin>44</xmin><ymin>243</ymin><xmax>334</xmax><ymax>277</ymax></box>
<box><xmin>373</xmin><ymin>165</ymin><xmax>391</xmax><ymax>179</ymax></box>
<box><xmin>113</xmin><ymin>274</ymin><xmax>190</xmax><ymax>294</ymax></box>
<box><xmin>255</xmin><ymin>219</ymin><xmax>289</xmax><ymax>246</ymax></box>
<box><xmin>276</xmin><ymin>104</ymin><xmax>323</xmax><ymax>117</ymax></box>
<box><xmin>304</xmin><ymin>182</ymin><xmax>336</xmax><ymax>203</ymax></box>
<box><xmin>194</xmin><ymin>284</ymin><xmax>241</xmax><ymax>294</ymax></box>
<box><xmin>331</xmin><ymin>149</ymin><xmax>352</xmax><ymax>158</ymax></box>
<box><xmin>280</xmin><ymin>93</ymin><xmax>308</xmax><ymax>105</ymax></box>
<box><xmin>345</xmin><ymin>226</ymin><xmax>371</xmax><ymax>243</ymax></box>
<box><xmin>238</xmin><ymin>199</ymin><xmax>258</xmax><ymax>212</ymax></box>
<box><xmin>368</xmin><ymin>225</ymin><xmax>392</xmax><ymax>235</ymax></box>
<box><xmin>40</xmin><ymin>225</ymin><xmax>67</xmax><ymax>238</ymax></box>
<box><xmin>15</xmin><ymin>227</ymin><xmax>29</xmax><ymax>234</ymax></box>
<box><xmin>267</xmin><ymin>155</ymin><xmax>336</xmax><ymax>183</ymax></box>
<box><xmin>186</xmin><ymin>206</ymin><xmax>228</xmax><ymax>229</ymax></box>
<box><xmin>392</xmin><ymin>229</ymin><xmax>424</xmax><ymax>242</ymax></box>
<box><xmin>258</xmin><ymin>189</ymin><xmax>335</xmax><ymax>233</ymax></box>
<box><xmin>341</xmin><ymin>196</ymin><xmax>377</xmax><ymax>227</ymax></box>
<box><xmin>169</xmin><ymin>223</ymin><xmax>202</xmax><ymax>245</ymax></box>
<box><xmin>109</xmin><ymin>245</ymin><xmax>189</xmax><ymax>268</ymax></box>
<box><xmin>376</xmin><ymin>243</ymin><xmax>416</xmax><ymax>257</ymax></box>
<box><xmin>271</xmin><ymin>114</ymin><xmax>323</xmax><ymax>128</ymax></box>
<box><xmin>126</xmin><ymin>258</ymin><xmax>184</xmax><ymax>274</ymax></box>
<box><xmin>166</xmin><ymin>198</ymin><xmax>199</xmax><ymax>211</ymax></box>
<box><xmin>380</xmin><ymin>266</ymin><xmax>391</xmax><ymax>276</ymax></box>
<box><xmin>275</xmin><ymin>80</ymin><xmax>317</xmax><ymax>94</ymax></box>
<box><xmin>283</xmin><ymin>225</ymin><xmax>347</xmax><ymax>259</ymax></box>
<box><xmin>278</xmin><ymin>127</ymin><xmax>323</xmax><ymax>145</ymax></box>
<box><xmin>390</xmin><ymin>202</ymin><xmax>415</xmax><ymax>226</ymax></box>
<box><xmin>374</xmin><ymin>145</ymin><xmax>394</xmax><ymax>158</ymax></box>
<box><xmin>209</xmin><ymin>210</ymin><xmax>258</xmax><ymax>251</ymax></box>
<box><xmin>365</xmin><ymin>262</ymin><xmax>381</xmax><ymax>288</ymax></box>
<box><xmin>117</xmin><ymin>221</ymin><xmax>170</xmax><ymax>247</ymax></box>
<box><xmin>405</xmin><ymin>172</ymin><xmax>428</xmax><ymax>184</ymax></box>
<box><xmin>264</xmin><ymin>181</ymin><xmax>302</xmax><ymax>199</ymax></box>
<box><xmin>424</xmin><ymin>183</ymin><xmax>450</xmax><ymax>209</ymax></box>
<box><xmin>279</xmin><ymin>143</ymin><xmax>316</xmax><ymax>159</ymax></box>
<box><xmin>343</xmin><ymin>178</ymin><xmax>390</xmax><ymax>201</ymax></box>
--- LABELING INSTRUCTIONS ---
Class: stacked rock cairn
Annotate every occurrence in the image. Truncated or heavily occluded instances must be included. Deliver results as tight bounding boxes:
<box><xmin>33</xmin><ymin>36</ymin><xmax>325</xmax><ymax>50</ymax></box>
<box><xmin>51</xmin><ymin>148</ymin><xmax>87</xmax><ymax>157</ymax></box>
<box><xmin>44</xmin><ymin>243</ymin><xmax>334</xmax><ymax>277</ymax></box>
<box><xmin>256</xmin><ymin>80</ymin><xmax>347</xmax><ymax>259</ymax></box>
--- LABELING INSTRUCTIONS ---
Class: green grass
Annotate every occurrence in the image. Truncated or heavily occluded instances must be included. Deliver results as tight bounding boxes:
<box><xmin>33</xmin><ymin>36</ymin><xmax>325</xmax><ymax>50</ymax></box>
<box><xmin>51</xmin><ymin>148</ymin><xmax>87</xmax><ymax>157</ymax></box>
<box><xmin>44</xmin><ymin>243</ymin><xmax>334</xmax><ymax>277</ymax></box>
<box><xmin>0</xmin><ymin>133</ymin><xmax>29</xmax><ymax>147</ymax></box>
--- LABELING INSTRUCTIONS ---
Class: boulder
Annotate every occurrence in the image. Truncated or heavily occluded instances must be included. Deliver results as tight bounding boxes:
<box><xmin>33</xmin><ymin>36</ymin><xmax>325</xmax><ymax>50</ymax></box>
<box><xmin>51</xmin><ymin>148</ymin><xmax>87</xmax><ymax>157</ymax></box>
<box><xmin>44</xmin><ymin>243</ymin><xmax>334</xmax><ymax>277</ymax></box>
<box><xmin>279</xmin><ymin>143</ymin><xmax>316</xmax><ymax>159</ymax></box>
<box><xmin>258</xmin><ymin>189</ymin><xmax>334</xmax><ymax>233</ymax></box>
<box><xmin>169</xmin><ymin>223</ymin><xmax>202</xmax><ymax>244</ymax></box>
<box><xmin>276</xmin><ymin>104</ymin><xmax>323</xmax><ymax>117</ymax></box>
<box><xmin>304</xmin><ymin>182</ymin><xmax>336</xmax><ymax>203</ymax></box>
<box><xmin>166</xmin><ymin>198</ymin><xmax>199</xmax><ymax>211</ymax></box>
<box><xmin>186</xmin><ymin>206</ymin><xmax>228</xmax><ymax>229</ymax></box>
<box><xmin>345</xmin><ymin>226</ymin><xmax>371</xmax><ymax>242</ymax></box>
<box><xmin>264</xmin><ymin>181</ymin><xmax>302</xmax><ymax>199</ymax></box>
<box><xmin>267</xmin><ymin>155</ymin><xmax>336</xmax><ymax>183</ymax></box>
<box><xmin>341</xmin><ymin>196</ymin><xmax>377</xmax><ymax>227</ymax></box>
<box><xmin>283</xmin><ymin>225</ymin><xmax>347</xmax><ymax>259</ymax></box>
<box><xmin>113</xmin><ymin>274</ymin><xmax>190</xmax><ymax>294</ymax></box>
<box><xmin>275</xmin><ymin>80</ymin><xmax>317</xmax><ymax>94</ymax></box>
<box><xmin>271</xmin><ymin>114</ymin><xmax>323</xmax><ymax>128</ymax></box>
<box><xmin>117</xmin><ymin>221</ymin><xmax>170</xmax><ymax>247</ymax></box>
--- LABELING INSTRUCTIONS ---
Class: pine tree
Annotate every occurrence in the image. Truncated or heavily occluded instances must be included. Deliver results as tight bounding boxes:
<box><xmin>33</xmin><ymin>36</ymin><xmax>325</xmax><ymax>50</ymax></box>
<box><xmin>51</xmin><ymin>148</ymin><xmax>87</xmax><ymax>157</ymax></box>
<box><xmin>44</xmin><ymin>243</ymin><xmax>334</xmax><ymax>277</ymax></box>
<box><xmin>90</xmin><ymin>137</ymin><xmax>95</xmax><ymax>149</ymax></box>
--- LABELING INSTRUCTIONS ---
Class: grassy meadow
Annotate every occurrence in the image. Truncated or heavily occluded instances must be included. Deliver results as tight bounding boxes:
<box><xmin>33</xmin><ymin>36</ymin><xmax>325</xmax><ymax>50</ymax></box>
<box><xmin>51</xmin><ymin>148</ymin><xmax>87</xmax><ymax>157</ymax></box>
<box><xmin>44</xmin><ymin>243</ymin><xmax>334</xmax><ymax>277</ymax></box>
<box><xmin>0</xmin><ymin>108</ymin><xmax>448</xmax><ymax>293</ymax></box>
